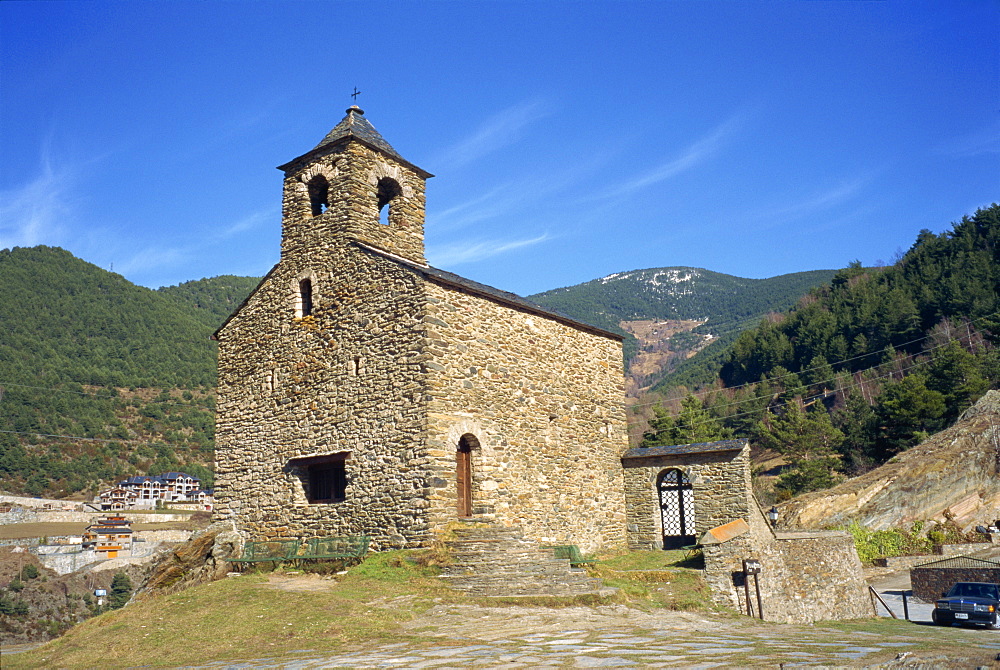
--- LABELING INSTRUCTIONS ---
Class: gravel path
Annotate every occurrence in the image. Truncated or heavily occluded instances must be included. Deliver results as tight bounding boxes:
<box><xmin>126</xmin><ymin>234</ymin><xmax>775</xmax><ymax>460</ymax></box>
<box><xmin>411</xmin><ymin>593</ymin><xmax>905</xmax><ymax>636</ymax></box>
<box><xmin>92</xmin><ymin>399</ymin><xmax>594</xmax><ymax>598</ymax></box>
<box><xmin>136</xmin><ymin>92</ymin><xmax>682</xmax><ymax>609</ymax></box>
<box><xmin>197</xmin><ymin>601</ymin><xmax>1000</xmax><ymax>669</ymax></box>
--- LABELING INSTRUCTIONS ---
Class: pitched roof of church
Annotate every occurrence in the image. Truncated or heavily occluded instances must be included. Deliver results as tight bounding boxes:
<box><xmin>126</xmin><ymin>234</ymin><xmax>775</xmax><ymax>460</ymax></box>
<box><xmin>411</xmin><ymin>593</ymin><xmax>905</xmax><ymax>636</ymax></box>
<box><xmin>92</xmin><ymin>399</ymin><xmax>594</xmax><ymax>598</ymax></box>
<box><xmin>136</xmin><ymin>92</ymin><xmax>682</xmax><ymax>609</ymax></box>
<box><xmin>312</xmin><ymin>106</ymin><xmax>404</xmax><ymax>160</ymax></box>
<box><xmin>213</xmin><ymin>243</ymin><xmax>623</xmax><ymax>342</ymax></box>
<box><xmin>278</xmin><ymin>107</ymin><xmax>433</xmax><ymax>178</ymax></box>
<box><xmin>354</xmin><ymin>242</ymin><xmax>623</xmax><ymax>341</ymax></box>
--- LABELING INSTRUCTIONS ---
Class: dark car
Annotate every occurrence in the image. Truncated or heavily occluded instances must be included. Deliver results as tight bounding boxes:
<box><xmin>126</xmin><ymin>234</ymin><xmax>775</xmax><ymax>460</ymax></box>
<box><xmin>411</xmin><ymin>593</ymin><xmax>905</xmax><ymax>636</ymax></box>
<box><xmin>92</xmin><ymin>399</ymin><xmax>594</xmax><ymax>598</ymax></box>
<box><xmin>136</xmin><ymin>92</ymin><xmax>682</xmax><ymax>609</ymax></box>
<box><xmin>932</xmin><ymin>582</ymin><xmax>1000</xmax><ymax>628</ymax></box>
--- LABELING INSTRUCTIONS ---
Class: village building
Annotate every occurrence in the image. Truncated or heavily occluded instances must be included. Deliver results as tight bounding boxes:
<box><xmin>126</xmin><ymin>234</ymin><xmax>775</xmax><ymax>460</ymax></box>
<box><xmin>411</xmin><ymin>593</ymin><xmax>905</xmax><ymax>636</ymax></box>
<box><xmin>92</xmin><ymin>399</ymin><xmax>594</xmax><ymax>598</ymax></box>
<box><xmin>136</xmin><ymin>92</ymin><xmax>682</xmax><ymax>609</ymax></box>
<box><xmin>212</xmin><ymin>107</ymin><xmax>629</xmax><ymax>551</ymax></box>
<box><xmin>102</xmin><ymin>472</ymin><xmax>209</xmax><ymax>510</ymax></box>
<box><xmin>98</xmin><ymin>487</ymin><xmax>138</xmax><ymax>511</ymax></box>
<box><xmin>82</xmin><ymin>516</ymin><xmax>133</xmax><ymax>559</ymax></box>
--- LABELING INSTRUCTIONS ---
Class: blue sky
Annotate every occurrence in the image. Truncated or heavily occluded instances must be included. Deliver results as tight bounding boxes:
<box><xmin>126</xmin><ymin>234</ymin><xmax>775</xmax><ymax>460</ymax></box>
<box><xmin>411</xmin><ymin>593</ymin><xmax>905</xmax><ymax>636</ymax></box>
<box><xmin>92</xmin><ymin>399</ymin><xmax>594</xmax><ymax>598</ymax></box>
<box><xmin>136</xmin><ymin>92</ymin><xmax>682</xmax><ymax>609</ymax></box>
<box><xmin>2</xmin><ymin>1</ymin><xmax>997</xmax><ymax>297</ymax></box>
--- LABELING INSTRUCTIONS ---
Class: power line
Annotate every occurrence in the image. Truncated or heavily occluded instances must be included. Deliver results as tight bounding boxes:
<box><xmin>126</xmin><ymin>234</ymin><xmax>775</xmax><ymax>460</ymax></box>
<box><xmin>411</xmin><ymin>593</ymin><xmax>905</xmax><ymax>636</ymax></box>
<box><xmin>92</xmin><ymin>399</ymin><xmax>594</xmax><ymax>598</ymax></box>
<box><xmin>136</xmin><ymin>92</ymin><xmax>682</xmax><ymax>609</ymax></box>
<box><xmin>631</xmin><ymin>349</ymin><xmax>962</xmax><ymax>436</ymax></box>
<box><xmin>626</xmin><ymin>310</ymin><xmax>998</xmax><ymax>415</ymax></box>
<box><xmin>0</xmin><ymin>380</ymin><xmax>215</xmax><ymax>413</ymax></box>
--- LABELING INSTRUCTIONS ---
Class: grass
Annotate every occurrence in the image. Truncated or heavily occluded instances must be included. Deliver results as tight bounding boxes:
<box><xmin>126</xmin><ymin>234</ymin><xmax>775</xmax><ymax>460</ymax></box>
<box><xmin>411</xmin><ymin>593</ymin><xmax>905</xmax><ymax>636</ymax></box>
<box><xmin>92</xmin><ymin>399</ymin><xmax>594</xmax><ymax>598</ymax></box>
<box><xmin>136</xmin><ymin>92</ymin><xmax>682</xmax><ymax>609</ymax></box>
<box><xmin>5</xmin><ymin>548</ymin><xmax>992</xmax><ymax>668</ymax></box>
<box><xmin>5</xmin><ymin>548</ymin><xmax>714</xmax><ymax>667</ymax></box>
<box><xmin>596</xmin><ymin>548</ymin><xmax>701</xmax><ymax>571</ymax></box>
<box><xmin>6</xmin><ymin>551</ymin><xmax>452</xmax><ymax>668</ymax></box>
<box><xmin>589</xmin><ymin>549</ymin><xmax>713</xmax><ymax>611</ymax></box>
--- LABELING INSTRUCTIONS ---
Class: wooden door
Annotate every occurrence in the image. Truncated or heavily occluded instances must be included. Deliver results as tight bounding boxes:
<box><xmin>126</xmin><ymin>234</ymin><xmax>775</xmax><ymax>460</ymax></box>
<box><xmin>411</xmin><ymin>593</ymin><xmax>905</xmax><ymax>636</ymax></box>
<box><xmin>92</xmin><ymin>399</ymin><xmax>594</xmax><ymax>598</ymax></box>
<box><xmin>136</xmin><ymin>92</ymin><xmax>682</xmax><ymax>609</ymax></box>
<box><xmin>457</xmin><ymin>445</ymin><xmax>472</xmax><ymax>517</ymax></box>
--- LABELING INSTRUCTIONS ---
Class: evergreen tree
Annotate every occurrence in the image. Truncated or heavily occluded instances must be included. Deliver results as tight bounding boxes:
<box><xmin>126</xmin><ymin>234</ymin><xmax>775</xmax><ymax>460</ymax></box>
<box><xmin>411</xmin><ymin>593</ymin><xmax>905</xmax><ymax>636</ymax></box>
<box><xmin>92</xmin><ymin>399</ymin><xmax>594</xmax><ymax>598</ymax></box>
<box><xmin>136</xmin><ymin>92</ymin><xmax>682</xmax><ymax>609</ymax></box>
<box><xmin>757</xmin><ymin>401</ymin><xmax>844</xmax><ymax>463</ymax></box>
<box><xmin>926</xmin><ymin>340</ymin><xmax>988</xmax><ymax>420</ymax></box>
<box><xmin>874</xmin><ymin>374</ymin><xmax>947</xmax><ymax>457</ymax></box>
<box><xmin>108</xmin><ymin>572</ymin><xmax>132</xmax><ymax>609</ymax></box>
<box><xmin>641</xmin><ymin>395</ymin><xmax>732</xmax><ymax>447</ymax></box>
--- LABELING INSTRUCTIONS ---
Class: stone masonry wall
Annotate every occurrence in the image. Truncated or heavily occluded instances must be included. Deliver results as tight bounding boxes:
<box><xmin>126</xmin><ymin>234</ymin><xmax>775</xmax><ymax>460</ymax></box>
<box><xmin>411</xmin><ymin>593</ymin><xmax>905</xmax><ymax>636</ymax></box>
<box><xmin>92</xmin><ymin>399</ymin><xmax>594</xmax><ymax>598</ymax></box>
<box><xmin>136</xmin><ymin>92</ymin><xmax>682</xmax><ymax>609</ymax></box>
<box><xmin>702</xmin><ymin>502</ymin><xmax>873</xmax><ymax>623</ymax></box>
<box><xmin>214</xmin><ymin>241</ymin><xmax>432</xmax><ymax>549</ymax></box>
<box><xmin>911</xmin><ymin>567</ymin><xmax>1000</xmax><ymax>602</ymax></box>
<box><xmin>420</xmin><ymin>280</ymin><xmax>629</xmax><ymax>553</ymax></box>
<box><xmin>280</xmin><ymin>141</ymin><xmax>427</xmax><ymax>265</ymax></box>
<box><xmin>216</xmin><ymin>122</ymin><xmax>631</xmax><ymax>555</ymax></box>
<box><xmin>623</xmin><ymin>446</ymin><xmax>751</xmax><ymax>550</ymax></box>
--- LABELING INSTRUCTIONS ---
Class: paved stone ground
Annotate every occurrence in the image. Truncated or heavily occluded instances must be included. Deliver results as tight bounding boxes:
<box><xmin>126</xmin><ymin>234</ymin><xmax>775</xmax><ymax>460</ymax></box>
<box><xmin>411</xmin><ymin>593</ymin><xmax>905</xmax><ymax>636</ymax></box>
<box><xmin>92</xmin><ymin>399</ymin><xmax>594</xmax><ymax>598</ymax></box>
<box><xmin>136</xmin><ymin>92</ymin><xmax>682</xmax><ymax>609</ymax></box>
<box><xmin>197</xmin><ymin>601</ymin><xmax>1000</xmax><ymax>669</ymax></box>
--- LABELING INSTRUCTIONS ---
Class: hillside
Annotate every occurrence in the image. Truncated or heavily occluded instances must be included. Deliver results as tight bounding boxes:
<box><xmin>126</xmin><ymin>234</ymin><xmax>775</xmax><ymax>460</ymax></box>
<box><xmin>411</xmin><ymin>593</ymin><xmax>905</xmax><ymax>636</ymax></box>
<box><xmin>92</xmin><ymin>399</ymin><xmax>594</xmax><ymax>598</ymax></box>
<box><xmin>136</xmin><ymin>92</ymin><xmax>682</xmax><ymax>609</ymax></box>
<box><xmin>157</xmin><ymin>275</ymin><xmax>261</xmax><ymax>329</ymax></box>
<box><xmin>0</xmin><ymin>247</ymin><xmax>227</xmax><ymax>496</ymax></box>
<box><xmin>529</xmin><ymin>267</ymin><xmax>837</xmax><ymax>391</ymax></box>
<box><xmin>648</xmin><ymin>204</ymin><xmax>1000</xmax><ymax>503</ymax></box>
<box><xmin>778</xmin><ymin>390</ymin><xmax>1000</xmax><ymax>532</ymax></box>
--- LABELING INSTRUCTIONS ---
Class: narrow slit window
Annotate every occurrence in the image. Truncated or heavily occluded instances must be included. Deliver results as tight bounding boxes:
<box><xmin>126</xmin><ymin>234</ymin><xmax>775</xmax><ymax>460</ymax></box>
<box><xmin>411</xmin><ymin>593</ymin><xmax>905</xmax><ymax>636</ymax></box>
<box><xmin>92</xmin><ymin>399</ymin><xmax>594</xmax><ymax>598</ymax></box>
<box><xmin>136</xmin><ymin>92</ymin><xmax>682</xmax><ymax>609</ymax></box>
<box><xmin>299</xmin><ymin>278</ymin><xmax>313</xmax><ymax>317</ymax></box>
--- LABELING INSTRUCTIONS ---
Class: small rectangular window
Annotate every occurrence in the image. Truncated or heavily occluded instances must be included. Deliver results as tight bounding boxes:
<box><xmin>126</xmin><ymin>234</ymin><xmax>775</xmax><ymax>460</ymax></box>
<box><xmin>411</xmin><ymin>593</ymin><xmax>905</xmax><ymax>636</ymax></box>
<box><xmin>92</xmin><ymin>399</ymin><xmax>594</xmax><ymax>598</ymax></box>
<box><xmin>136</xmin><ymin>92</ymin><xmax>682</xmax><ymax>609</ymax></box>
<box><xmin>288</xmin><ymin>452</ymin><xmax>350</xmax><ymax>504</ymax></box>
<box><xmin>308</xmin><ymin>461</ymin><xmax>347</xmax><ymax>503</ymax></box>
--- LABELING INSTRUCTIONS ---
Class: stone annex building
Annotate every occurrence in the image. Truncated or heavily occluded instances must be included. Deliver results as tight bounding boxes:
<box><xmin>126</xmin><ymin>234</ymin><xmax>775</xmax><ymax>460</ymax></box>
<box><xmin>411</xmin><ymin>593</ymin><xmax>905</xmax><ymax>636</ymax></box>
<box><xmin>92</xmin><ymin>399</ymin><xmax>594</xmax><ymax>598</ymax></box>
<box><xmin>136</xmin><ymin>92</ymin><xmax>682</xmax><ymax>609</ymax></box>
<box><xmin>212</xmin><ymin>107</ymin><xmax>628</xmax><ymax>551</ymax></box>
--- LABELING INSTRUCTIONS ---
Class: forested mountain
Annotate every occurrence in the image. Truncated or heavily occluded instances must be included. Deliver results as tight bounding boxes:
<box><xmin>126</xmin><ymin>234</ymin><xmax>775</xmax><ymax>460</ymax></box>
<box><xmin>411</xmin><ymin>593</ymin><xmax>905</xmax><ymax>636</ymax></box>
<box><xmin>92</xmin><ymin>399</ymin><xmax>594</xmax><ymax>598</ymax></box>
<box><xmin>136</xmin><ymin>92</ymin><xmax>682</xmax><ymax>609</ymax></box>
<box><xmin>529</xmin><ymin>267</ymin><xmax>838</xmax><ymax>390</ymax></box>
<box><xmin>158</xmin><ymin>275</ymin><xmax>261</xmax><ymax>329</ymax></box>
<box><xmin>0</xmin><ymin>247</ymin><xmax>231</xmax><ymax>496</ymax></box>
<box><xmin>530</xmin><ymin>267</ymin><xmax>839</xmax><ymax>332</ymax></box>
<box><xmin>641</xmin><ymin>204</ymin><xmax>1000</xmax><ymax>501</ymax></box>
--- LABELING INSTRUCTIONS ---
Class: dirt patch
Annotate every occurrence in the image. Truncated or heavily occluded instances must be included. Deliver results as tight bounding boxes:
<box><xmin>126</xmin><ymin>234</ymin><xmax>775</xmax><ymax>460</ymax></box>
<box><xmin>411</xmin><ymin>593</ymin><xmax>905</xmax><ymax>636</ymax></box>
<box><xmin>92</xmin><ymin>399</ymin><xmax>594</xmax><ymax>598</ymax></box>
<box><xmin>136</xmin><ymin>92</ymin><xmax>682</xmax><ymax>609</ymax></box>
<box><xmin>262</xmin><ymin>573</ymin><xmax>339</xmax><ymax>593</ymax></box>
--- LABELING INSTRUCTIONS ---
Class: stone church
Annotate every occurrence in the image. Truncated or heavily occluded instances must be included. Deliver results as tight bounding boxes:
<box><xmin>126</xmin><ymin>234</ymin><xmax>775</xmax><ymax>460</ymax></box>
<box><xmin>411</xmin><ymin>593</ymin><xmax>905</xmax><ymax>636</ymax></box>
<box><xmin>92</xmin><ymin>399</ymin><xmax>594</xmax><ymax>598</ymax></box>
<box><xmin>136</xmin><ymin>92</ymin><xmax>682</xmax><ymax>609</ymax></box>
<box><xmin>212</xmin><ymin>107</ymin><xmax>629</xmax><ymax>552</ymax></box>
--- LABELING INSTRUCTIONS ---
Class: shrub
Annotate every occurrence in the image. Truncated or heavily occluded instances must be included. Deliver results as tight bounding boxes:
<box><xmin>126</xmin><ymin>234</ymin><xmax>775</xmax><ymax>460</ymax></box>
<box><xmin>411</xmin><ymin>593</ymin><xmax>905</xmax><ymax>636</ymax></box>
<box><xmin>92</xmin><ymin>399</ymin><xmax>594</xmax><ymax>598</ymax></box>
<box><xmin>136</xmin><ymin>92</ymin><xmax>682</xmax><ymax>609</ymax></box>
<box><xmin>848</xmin><ymin>521</ymin><xmax>932</xmax><ymax>564</ymax></box>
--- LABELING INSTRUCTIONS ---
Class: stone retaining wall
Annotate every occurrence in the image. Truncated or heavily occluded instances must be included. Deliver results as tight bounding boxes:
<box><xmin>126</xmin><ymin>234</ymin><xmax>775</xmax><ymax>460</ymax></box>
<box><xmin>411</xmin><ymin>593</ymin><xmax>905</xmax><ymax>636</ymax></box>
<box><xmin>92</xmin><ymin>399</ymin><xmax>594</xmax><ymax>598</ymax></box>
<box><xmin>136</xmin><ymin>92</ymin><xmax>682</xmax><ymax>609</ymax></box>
<box><xmin>911</xmin><ymin>566</ymin><xmax>1000</xmax><ymax>602</ymax></box>
<box><xmin>0</xmin><ymin>508</ymin><xmax>191</xmax><ymax>525</ymax></box>
<box><xmin>702</xmin><ymin>501</ymin><xmax>873</xmax><ymax>623</ymax></box>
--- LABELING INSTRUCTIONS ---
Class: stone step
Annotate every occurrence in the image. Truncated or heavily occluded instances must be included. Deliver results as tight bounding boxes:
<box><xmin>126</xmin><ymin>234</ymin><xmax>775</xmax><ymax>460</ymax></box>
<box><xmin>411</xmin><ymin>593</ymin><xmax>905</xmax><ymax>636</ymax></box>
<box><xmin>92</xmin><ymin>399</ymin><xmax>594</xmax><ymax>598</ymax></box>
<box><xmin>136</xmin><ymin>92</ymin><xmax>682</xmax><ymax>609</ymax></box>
<box><xmin>439</xmin><ymin>522</ymin><xmax>609</xmax><ymax>599</ymax></box>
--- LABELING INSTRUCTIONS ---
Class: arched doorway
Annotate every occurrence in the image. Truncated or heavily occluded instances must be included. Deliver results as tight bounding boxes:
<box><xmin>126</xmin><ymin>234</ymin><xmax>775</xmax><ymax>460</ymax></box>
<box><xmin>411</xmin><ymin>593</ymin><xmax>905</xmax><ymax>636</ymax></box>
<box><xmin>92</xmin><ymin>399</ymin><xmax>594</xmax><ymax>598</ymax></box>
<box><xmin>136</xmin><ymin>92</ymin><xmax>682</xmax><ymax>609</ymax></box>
<box><xmin>456</xmin><ymin>434</ymin><xmax>479</xmax><ymax>517</ymax></box>
<box><xmin>657</xmin><ymin>468</ymin><xmax>695</xmax><ymax>549</ymax></box>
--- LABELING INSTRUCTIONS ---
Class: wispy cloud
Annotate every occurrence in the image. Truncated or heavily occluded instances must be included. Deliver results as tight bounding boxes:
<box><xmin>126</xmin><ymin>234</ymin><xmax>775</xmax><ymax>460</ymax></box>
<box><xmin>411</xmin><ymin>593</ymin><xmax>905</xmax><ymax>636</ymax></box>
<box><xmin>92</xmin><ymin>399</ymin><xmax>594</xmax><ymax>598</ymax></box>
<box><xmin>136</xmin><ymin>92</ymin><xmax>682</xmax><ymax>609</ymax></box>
<box><xmin>428</xmin><ymin>233</ymin><xmax>552</xmax><ymax>267</ymax></box>
<box><xmin>214</xmin><ymin>206</ymin><xmax>279</xmax><ymax>240</ymax></box>
<box><xmin>0</xmin><ymin>154</ymin><xmax>73</xmax><ymax>250</ymax></box>
<box><xmin>593</xmin><ymin>114</ymin><xmax>744</xmax><ymax>201</ymax></box>
<box><xmin>429</xmin><ymin>184</ymin><xmax>514</xmax><ymax>232</ymax></box>
<box><xmin>432</xmin><ymin>99</ymin><xmax>550</xmax><ymax>170</ymax></box>
<box><xmin>112</xmin><ymin>246</ymin><xmax>187</xmax><ymax>277</ymax></box>
<box><xmin>429</xmin><ymin>146</ymin><xmax>614</xmax><ymax>234</ymax></box>
<box><xmin>937</xmin><ymin>123</ymin><xmax>1000</xmax><ymax>158</ymax></box>
<box><xmin>748</xmin><ymin>176</ymin><xmax>871</xmax><ymax>228</ymax></box>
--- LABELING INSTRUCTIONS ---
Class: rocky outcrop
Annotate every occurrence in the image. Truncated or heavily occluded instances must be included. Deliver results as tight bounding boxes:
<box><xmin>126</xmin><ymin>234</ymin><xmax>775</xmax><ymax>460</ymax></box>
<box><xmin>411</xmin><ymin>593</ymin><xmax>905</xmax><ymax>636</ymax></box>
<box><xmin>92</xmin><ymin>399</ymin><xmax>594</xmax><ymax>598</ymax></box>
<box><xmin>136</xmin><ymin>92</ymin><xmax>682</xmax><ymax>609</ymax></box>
<box><xmin>780</xmin><ymin>390</ymin><xmax>1000</xmax><ymax>532</ymax></box>
<box><xmin>140</xmin><ymin>521</ymin><xmax>241</xmax><ymax>596</ymax></box>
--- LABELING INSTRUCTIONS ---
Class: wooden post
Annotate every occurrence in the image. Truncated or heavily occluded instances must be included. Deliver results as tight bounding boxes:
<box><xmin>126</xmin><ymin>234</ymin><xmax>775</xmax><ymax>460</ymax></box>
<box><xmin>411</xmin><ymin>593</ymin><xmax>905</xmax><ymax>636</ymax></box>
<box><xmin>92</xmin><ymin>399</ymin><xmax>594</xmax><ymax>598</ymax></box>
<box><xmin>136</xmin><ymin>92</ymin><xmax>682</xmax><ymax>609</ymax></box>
<box><xmin>754</xmin><ymin>572</ymin><xmax>764</xmax><ymax>620</ymax></box>
<box><xmin>743</xmin><ymin>570</ymin><xmax>753</xmax><ymax>617</ymax></box>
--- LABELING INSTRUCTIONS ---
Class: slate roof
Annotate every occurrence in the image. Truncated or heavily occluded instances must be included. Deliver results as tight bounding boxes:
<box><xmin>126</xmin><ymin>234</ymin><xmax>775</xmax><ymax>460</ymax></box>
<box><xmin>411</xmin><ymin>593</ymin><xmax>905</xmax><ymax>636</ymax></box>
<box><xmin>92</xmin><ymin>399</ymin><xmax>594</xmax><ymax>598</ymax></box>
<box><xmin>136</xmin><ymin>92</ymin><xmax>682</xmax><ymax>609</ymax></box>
<box><xmin>313</xmin><ymin>106</ymin><xmax>404</xmax><ymax>160</ymax></box>
<box><xmin>621</xmin><ymin>439</ymin><xmax>748</xmax><ymax>461</ymax></box>
<box><xmin>160</xmin><ymin>472</ymin><xmax>199</xmax><ymax>481</ymax></box>
<box><xmin>912</xmin><ymin>555</ymin><xmax>1000</xmax><ymax>570</ymax></box>
<box><xmin>354</xmin><ymin>242</ymin><xmax>623</xmax><ymax>341</ymax></box>
<box><xmin>278</xmin><ymin>107</ymin><xmax>432</xmax><ymax>178</ymax></box>
<box><xmin>119</xmin><ymin>472</ymin><xmax>199</xmax><ymax>486</ymax></box>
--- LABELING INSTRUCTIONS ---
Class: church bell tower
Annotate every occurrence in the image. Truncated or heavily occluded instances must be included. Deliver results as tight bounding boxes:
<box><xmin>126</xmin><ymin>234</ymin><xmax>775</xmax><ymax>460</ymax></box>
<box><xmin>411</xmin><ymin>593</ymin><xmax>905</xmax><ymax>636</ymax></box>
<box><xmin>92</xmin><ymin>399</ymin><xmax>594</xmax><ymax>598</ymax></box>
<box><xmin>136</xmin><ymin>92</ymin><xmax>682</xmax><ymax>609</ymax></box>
<box><xmin>275</xmin><ymin>106</ymin><xmax>433</xmax><ymax>265</ymax></box>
